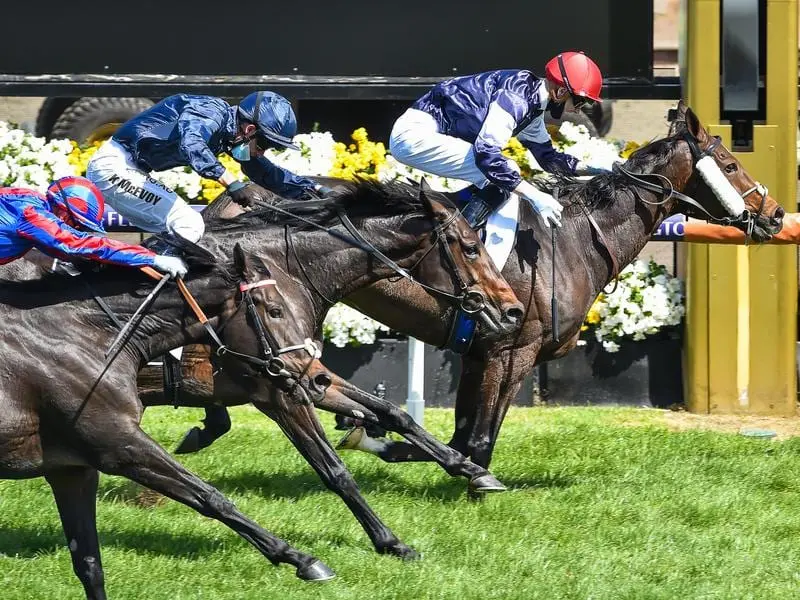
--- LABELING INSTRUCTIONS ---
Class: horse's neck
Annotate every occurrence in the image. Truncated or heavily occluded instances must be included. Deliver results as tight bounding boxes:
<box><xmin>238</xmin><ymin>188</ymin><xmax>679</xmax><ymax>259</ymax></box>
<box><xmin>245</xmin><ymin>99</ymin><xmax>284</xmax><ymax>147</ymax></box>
<box><xmin>122</xmin><ymin>277</ymin><xmax>232</xmax><ymax>362</ymax></box>
<box><xmin>287</xmin><ymin>215</ymin><xmax>421</xmax><ymax>306</ymax></box>
<box><xmin>574</xmin><ymin>168</ymin><xmax>677</xmax><ymax>295</ymax></box>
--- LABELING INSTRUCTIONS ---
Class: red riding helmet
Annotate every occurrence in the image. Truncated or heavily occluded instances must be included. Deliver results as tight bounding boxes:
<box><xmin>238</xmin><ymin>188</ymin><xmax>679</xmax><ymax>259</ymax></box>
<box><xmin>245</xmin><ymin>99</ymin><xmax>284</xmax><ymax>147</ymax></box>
<box><xmin>544</xmin><ymin>51</ymin><xmax>603</xmax><ymax>103</ymax></box>
<box><xmin>46</xmin><ymin>176</ymin><xmax>107</xmax><ymax>233</ymax></box>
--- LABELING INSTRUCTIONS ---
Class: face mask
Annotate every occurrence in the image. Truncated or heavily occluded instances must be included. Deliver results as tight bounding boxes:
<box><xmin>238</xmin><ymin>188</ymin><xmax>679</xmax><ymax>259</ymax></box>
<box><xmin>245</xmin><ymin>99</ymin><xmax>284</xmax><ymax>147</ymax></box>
<box><xmin>547</xmin><ymin>100</ymin><xmax>565</xmax><ymax>119</ymax></box>
<box><xmin>230</xmin><ymin>141</ymin><xmax>251</xmax><ymax>162</ymax></box>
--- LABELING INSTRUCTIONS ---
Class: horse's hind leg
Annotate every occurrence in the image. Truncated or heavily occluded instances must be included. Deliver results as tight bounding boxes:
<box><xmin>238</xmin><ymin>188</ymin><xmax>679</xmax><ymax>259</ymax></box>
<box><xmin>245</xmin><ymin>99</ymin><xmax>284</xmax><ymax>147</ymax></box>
<box><xmin>174</xmin><ymin>405</ymin><xmax>232</xmax><ymax>455</ymax></box>
<box><xmin>319</xmin><ymin>373</ymin><xmax>505</xmax><ymax>493</ymax></box>
<box><xmin>334</xmin><ymin>355</ymin><xmax>485</xmax><ymax>464</ymax></box>
<box><xmin>93</xmin><ymin>425</ymin><xmax>334</xmax><ymax>581</ymax></box>
<box><xmin>254</xmin><ymin>389</ymin><xmax>419</xmax><ymax>560</ymax></box>
<box><xmin>45</xmin><ymin>468</ymin><xmax>106</xmax><ymax>600</ymax></box>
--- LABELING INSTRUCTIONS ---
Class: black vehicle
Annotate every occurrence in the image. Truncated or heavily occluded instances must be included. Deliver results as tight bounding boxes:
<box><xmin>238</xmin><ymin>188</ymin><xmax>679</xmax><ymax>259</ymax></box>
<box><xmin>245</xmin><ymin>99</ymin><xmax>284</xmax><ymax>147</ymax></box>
<box><xmin>1</xmin><ymin>0</ymin><xmax>677</xmax><ymax>144</ymax></box>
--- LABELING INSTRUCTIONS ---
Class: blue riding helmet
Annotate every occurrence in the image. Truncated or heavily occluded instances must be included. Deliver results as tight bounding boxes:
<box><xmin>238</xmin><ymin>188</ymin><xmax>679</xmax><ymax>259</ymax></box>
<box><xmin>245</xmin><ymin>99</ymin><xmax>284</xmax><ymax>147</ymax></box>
<box><xmin>237</xmin><ymin>91</ymin><xmax>300</xmax><ymax>152</ymax></box>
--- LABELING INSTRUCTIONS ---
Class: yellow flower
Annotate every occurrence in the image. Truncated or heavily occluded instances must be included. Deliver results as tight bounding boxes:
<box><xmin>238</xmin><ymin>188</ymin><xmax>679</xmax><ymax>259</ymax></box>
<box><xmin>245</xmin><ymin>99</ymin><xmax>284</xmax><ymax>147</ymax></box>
<box><xmin>197</xmin><ymin>154</ymin><xmax>246</xmax><ymax>203</ymax></box>
<box><xmin>329</xmin><ymin>128</ymin><xmax>388</xmax><ymax>181</ymax></box>
<box><xmin>620</xmin><ymin>141</ymin><xmax>641</xmax><ymax>159</ymax></box>
<box><xmin>502</xmin><ymin>137</ymin><xmax>538</xmax><ymax>180</ymax></box>
<box><xmin>584</xmin><ymin>294</ymin><xmax>604</xmax><ymax>326</ymax></box>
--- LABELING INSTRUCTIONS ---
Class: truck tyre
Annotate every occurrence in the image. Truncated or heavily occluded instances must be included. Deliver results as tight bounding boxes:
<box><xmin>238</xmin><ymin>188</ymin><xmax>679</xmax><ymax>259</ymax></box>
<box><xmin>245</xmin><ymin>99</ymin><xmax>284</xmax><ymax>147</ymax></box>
<box><xmin>544</xmin><ymin>109</ymin><xmax>599</xmax><ymax>138</ymax></box>
<box><xmin>50</xmin><ymin>97</ymin><xmax>155</xmax><ymax>144</ymax></box>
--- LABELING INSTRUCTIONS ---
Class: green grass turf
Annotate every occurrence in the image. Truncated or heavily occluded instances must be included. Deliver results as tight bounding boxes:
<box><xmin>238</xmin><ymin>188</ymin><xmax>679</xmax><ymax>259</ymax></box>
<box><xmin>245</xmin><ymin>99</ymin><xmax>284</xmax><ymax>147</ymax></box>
<box><xmin>1</xmin><ymin>406</ymin><xmax>800</xmax><ymax>599</ymax></box>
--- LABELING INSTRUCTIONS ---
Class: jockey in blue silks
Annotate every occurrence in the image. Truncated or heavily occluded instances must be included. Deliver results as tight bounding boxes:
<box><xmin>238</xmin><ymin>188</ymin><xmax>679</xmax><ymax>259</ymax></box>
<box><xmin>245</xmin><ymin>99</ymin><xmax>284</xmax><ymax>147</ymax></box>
<box><xmin>0</xmin><ymin>176</ymin><xmax>186</xmax><ymax>276</ymax></box>
<box><xmin>389</xmin><ymin>51</ymin><xmax>612</xmax><ymax>228</ymax></box>
<box><xmin>86</xmin><ymin>91</ymin><xmax>332</xmax><ymax>247</ymax></box>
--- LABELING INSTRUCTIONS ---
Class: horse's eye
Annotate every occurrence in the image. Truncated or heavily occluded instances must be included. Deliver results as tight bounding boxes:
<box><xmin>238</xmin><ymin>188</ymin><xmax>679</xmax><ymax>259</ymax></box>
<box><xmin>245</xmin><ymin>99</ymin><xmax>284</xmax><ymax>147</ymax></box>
<box><xmin>268</xmin><ymin>307</ymin><xmax>282</xmax><ymax>319</ymax></box>
<box><xmin>724</xmin><ymin>163</ymin><xmax>738</xmax><ymax>174</ymax></box>
<box><xmin>464</xmin><ymin>243</ymin><xmax>480</xmax><ymax>258</ymax></box>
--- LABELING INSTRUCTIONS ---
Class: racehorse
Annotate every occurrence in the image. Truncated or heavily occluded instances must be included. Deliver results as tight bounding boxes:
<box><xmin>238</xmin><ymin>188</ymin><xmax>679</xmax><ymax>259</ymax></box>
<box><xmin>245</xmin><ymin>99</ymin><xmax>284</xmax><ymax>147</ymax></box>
<box><xmin>337</xmin><ymin>100</ymin><xmax>786</xmax><ymax>469</ymax></box>
<box><xmin>161</xmin><ymin>101</ymin><xmax>786</xmax><ymax>476</ymax></box>
<box><xmin>0</xmin><ymin>181</ymin><xmax>520</xmax><ymax>598</ymax></box>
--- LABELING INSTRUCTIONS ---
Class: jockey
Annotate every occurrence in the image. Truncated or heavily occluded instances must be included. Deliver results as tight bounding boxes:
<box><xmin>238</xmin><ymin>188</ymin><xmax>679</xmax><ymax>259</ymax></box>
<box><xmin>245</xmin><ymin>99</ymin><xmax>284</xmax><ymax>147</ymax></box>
<box><xmin>86</xmin><ymin>91</ymin><xmax>332</xmax><ymax>247</ymax></box>
<box><xmin>0</xmin><ymin>176</ymin><xmax>187</xmax><ymax>277</ymax></box>
<box><xmin>389</xmin><ymin>51</ymin><xmax>611</xmax><ymax>228</ymax></box>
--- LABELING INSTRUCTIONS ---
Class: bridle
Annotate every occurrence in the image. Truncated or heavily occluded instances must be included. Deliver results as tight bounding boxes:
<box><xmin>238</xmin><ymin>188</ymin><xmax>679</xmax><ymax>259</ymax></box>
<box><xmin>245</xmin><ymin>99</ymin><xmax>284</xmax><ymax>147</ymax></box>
<box><xmin>98</xmin><ymin>267</ymin><xmax>319</xmax><ymax>397</ymax></box>
<box><xmin>210</xmin><ymin>277</ymin><xmax>321</xmax><ymax>385</ymax></box>
<box><xmin>576</xmin><ymin>128</ymin><xmax>768</xmax><ymax>295</ymax></box>
<box><xmin>250</xmin><ymin>197</ymin><xmax>488</xmax><ymax>316</ymax></box>
<box><xmin>616</xmin><ymin>131</ymin><xmax>767</xmax><ymax>237</ymax></box>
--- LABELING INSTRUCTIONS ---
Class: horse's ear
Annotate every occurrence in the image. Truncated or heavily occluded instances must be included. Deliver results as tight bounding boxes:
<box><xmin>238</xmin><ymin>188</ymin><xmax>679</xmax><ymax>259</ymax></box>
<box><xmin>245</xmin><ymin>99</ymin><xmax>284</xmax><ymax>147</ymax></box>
<box><xmin>233</xmin><ymin>242</ymin><xmax>251</xmax><ymax>278</ymax></box>
<box><xmin>667</xmin><ymin>99</ymin><xmax>687</xmax><ymax>123</ymax></box>
<box><xmin>418</xmin><ymin>177</ymin><xmax>447</xmax><ymax>220</ymax></box>
<box><xmin>685</xmin><ymin>106</ymin><xmax>708</xmax><ymax>143</ymax></box>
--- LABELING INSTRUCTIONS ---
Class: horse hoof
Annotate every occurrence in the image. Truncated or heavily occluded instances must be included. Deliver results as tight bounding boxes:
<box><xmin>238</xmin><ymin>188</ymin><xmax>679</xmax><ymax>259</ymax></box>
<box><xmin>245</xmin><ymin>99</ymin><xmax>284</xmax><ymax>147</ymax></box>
<box><xmin>381</xmin><ymin>543</ymin><xmax>420</xmax><ymax>560</ymax></box>
<box><xmin>335</xmin><ymin>426</ymin><xmax>364</xmax><ymax>451</ymax></box>
<box><xmin>296</xmin><ymin>559</ymin><xmax>336</xmax><ymax>582</ymax></box>
<box><xmin>469</xmin><ymin>472</ymin><xmax>507</xmax><ymax>493</ymax></box>
<box><xmin>174</xmin><ymin>427</ymin><xmax>202</xmax><ymax>455</ymax></box>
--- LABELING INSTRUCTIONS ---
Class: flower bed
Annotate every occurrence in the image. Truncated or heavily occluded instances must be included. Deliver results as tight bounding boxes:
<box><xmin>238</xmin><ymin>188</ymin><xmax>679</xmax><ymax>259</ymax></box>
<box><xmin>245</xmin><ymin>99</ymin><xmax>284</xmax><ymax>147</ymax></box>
<box><xmin>0</xmin><ymin>119</ymin><xmax>679</xmax><ymax>353</ymax></box>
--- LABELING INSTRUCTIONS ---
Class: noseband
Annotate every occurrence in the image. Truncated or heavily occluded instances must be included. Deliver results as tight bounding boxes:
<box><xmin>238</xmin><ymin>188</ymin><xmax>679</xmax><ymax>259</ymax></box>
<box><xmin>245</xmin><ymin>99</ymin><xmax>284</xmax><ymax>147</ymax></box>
<box><xmin>616</xmin><ymin>131</ymin><xmax>768</xmax><ymax>238</ymax></box>
<box><xmin>214</xmin><ymin>278</ymin><xmax>321</xmax><ymax>384</ymax></box>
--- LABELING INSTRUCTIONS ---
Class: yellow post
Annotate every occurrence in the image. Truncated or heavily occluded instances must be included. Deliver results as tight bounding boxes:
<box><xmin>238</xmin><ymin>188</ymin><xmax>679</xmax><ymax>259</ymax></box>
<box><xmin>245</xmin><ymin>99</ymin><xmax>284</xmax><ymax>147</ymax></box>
<box><xmin>683</xmin><ymin>0</ymin><xmax>797</xmax><ymax>415</ymax></box>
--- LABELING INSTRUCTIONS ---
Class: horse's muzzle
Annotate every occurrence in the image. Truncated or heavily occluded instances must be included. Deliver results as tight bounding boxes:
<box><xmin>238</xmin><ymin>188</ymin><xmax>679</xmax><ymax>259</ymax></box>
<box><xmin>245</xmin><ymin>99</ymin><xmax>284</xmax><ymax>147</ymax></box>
<box><xmin>750</xmin><ymin>206</ymin><xmax>784</xmax><ymax>242</ymax></box>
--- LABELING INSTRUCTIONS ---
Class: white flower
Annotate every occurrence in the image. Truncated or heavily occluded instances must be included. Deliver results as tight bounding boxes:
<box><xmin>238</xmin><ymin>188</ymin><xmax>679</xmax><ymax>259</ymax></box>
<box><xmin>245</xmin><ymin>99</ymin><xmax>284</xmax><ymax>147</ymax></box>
<box><xmin>322</xmin><ymin>303</ymin><xmax>390</xmax><ymax>348</ymax></box>
<box><xmin>587</xmin><ymin>259</ymin><xmax>684</xmax><ymax>352</ymax></box>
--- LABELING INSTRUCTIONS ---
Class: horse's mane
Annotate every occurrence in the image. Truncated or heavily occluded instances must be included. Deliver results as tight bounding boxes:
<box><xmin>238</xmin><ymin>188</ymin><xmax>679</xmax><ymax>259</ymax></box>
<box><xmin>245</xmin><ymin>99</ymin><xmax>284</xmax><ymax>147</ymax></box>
<box><xmin>533</xmin><ymin>108</ymin><xmax>689</xmax><ymax>212</ymax></box>
<box><xmin>204</xmin><ymin>178</ymin><xmax>453</xmax><ymax>232</ymax></box>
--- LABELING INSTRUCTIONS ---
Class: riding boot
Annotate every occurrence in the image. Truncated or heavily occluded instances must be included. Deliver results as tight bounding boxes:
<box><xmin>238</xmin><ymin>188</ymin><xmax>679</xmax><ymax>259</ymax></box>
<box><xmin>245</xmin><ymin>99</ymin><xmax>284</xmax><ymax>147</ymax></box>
<box><xmin>461</xmin><ymin>184</ymin><xmax>510</xmax><ymax>229</ymax></box>
<box><xmin>174</xmin><ymin>405</ymin><xmax>232</xmax><ymax>455</ymax></box>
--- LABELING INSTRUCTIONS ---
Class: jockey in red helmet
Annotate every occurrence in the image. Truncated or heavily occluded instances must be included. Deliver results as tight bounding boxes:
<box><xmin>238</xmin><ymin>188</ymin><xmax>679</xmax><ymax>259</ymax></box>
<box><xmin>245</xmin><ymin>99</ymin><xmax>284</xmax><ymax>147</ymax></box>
<box><xmin>544</xmin><ymin>51</ymin><xmax>603</xmax><ymax>110</ymax></box>
<box><xmin>0</xmin><ymin>176</ymin><xmax>187</xmax><ymax>277</ymax></box>
<box><xmin>390</xmin><ymin>51</ymin><xmax>611</xmax><ymax>228</ymax></box>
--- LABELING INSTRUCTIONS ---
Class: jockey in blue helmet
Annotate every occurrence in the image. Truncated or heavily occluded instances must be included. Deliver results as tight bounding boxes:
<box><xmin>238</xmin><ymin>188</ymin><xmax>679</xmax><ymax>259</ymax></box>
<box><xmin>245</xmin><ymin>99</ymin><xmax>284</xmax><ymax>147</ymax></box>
<box><xmin>0</xmin><ymin>176</ymin><xmax>186</xmax><ymax>276</ymax></box>
<box><xmin>86</xmin><ymin>92</ymin><xmax>331</xmax><ymax>249</ymax></box>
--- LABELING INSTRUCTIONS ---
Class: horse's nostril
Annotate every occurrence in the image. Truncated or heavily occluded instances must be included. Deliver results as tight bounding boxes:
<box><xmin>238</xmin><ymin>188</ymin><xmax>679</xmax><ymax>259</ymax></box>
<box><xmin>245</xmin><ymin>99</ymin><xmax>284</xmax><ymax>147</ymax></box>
<box><xmin>773</xmin><ymin>206</ymin><xmax>785</xmax><ymax>221</ymax></box>
<box><xmin>313</xmin><ymin>372</ymin><xmax>332</xmax><ymax>390</ymax></box>
<box><xmin>503</xmin><ymin>304</ymin><xmax>524</xmax><ymax>324</ymax></box>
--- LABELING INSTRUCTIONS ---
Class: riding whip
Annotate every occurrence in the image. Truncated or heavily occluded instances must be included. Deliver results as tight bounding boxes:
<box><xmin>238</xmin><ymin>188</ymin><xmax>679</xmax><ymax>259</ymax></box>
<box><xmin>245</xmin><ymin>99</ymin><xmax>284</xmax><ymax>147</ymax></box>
<box><xmin>551</xmin><ymin>226</ymin><xmax>560</xmax><ymax>343</ymax></box>
<box><xmin>104</xmin><ymin>272</ymin><xmax>172</xmax><ymax>363</ymax></box>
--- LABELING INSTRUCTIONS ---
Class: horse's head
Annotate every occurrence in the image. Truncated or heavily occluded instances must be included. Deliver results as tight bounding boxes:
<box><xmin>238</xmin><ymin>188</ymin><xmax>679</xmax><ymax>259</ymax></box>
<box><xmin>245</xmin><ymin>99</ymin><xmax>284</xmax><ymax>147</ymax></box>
<box><xmin>403</xmin><ymin>179</ymin><xmax>524</xmax><ymax>337</ymax></box>
<box><xmin>215</xmin><ymin>243</ymin><xmax>331</xmax><ymax>405</ymax></box>
<box><xmin>668</xmin><ymin>100</ymin><xmax>784</xmax><ymax>241</ymax></box>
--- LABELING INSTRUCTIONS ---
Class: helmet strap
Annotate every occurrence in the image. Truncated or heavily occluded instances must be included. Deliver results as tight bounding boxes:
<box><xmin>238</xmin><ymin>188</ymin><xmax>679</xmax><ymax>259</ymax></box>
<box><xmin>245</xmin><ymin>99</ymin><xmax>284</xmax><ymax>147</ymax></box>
<box><xmin>556</xmin><ymin>54</ymin><xmax>574</xmax><ymax>95</ymax></box>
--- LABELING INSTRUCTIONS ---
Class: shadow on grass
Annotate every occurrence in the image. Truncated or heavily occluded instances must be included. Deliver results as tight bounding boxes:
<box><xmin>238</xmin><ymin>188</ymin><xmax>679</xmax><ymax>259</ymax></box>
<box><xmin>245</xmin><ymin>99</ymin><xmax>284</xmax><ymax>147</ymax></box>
<box><xmin>497</xmin><ymin>471</ymin><xmax>577</xmax><ymax>491</ymax></box>
<box><xmin>207</xmin><ymin>468</ymin><xmax>484</xmax><ymax>502</ymax></box>
<box><xmin>0</xmin><ymin>524</ymin><xmax>228</xmax><ymax>559</ymax></box>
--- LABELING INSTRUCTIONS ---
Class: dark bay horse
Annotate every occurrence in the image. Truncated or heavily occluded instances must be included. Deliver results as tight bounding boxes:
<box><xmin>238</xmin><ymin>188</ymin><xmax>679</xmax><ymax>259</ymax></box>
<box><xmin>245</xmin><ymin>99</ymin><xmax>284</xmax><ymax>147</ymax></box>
<box><xmin>0</xmin><ymin>237</ymin><xmax>343</xmax><ymax>599</ymax></box>
<box><xmin>0</xmin><ymin>180</ymin><xmax>521</xmax><ymax>596</ymax></box>
<box><xmin>172</xmin><ymin>101</ymin><xmax>785</xmax><ymax>476</ymax></box>
<box><xmin>153</xmin><ymin>182</ymin><xmax>522</xmax><ymax>557</ymax></box>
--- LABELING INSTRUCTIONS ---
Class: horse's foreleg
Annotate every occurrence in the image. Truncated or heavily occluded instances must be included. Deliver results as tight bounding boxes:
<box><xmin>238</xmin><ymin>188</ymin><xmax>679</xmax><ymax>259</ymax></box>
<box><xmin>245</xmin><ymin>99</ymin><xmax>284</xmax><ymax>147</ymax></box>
<box><xmin>447</xmin><ymin>354</ymin><xmax>487</xmax><ymax>456</ymax></box>
<box><xmin>174</xmin><ymin>405</ymin><xmax>232</xmax><ymax>454</ymax></box>
<box><xmin>467</xmin><ymin>351</ymin><xmax>534</xmax><ymax>470</ymax></box>
<box><xmin>92</xmin><ymin>425</ymin><xmax>334</xmax><ymax>582</ymax></box>
<box><xmin>254</xmin><ymin>391</ymin><xmax>419</xmax><ymax>560</ymax></box>
<box><xmin>45</xmin><ymin>467</ymin><xmax>107</xmax><ymax>600</ymax></box>
<box><xmin>321</xmin><ymin>375</ymin><xmax>505</xmax><ymax>492</ymax></box>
